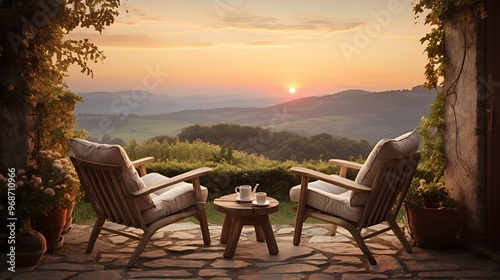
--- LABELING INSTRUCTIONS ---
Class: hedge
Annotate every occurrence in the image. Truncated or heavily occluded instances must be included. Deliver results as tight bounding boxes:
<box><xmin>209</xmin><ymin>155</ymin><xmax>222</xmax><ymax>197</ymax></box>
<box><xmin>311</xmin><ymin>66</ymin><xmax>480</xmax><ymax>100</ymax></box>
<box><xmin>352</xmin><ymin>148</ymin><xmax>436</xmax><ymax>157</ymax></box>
<box><xmin>145</xmin><ymin>160</ymin><xmax>342</xmax><ymax>201</ymax></box>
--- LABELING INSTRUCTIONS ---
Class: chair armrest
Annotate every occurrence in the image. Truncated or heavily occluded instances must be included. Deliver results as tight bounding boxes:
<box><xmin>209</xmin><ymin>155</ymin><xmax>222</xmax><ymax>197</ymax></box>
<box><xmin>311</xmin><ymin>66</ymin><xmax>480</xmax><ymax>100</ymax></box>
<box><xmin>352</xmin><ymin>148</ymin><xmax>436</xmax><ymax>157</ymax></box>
<box><xmin>329</xmin><ymin>159</ymin><xmax>363</xmax><ymax>169</ymax></box>
<box><xmin>132</xmin><ymin>157</ymin><xmax>154</xmax><ymax>177</ymax></box>
<box><xmin>328</xmin><ymin>159</ymin><xmax>363</xmax><ymax>178</ymax></box>
<box><xmin>132</xmin><ymin>167</ymin><xmax>212</xmax><ymax>197</ymax></box>
<box><xmin>290</xmin><ymin>166</ymin><xmax>371</xmax><ymax>193</ymax></box>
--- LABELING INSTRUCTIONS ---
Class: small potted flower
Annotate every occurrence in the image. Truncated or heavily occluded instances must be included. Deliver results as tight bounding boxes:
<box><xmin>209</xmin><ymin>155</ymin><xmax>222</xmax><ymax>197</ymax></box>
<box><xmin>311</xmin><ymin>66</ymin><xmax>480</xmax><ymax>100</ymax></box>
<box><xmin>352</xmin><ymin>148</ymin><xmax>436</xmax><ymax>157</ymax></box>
<box><xmin>0</xmin><ymin>150</ymin><xmax>81</xmax><ymax>253</ymax></box>
<box><xmin>404</xmin><ymin>178</ymin><xmax>463</xmax><ymax>249</ymax></box>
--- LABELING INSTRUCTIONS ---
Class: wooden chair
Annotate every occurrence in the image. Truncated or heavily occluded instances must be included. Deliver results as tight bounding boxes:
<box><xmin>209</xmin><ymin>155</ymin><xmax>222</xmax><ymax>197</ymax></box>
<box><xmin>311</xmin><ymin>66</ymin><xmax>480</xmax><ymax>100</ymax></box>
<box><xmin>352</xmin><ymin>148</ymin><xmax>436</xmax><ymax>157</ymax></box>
<box><xmin>289</xmin><ymin>130</ymin><xmax>420</xmax><ymax>265</ymax></box>
<box><xmin>70</xmin><ymin>139</ymin><xmax>211</xmax><ymax>267</ymax></box>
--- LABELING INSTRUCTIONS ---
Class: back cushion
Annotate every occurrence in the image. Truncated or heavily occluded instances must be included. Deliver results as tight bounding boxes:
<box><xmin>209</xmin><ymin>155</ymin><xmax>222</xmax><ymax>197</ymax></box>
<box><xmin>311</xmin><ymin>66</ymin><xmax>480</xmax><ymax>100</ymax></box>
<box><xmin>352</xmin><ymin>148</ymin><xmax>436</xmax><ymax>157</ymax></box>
<box><xmin>351</xmin><ymin>130</ymin><xmax>419</xmax><ymax>206</ymax></box>
<box><xmin>71</xmin><ymin>138</ymin><xmax>155</xmax><ymax>212</ymax></box>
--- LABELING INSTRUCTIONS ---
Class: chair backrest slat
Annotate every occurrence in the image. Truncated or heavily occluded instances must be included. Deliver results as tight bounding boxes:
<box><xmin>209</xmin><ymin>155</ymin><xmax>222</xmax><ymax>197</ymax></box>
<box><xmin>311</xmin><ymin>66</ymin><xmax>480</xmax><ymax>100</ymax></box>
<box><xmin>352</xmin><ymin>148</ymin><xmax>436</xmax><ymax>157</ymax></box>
<box><xmin>71</xmin><ymin>157</ymin><xmax>147</xmax><ymax>229</ymax></box>
<box><xmin>359</xmin><ymin>153</ymin><xmax>420</xmax><ymax>228</ymax></box>
<box><xmin>377</xmin><ymin>164</ymin><xmax>405</xmax><ymax>218</ymax></box>
<box><xmin>106</xmin><ymin>169</ymin><xmax>143</xmax><ymax>226</ymax></box>
<box><xmin>100</xmin><ymin>168</ymin><xmax>131</xmax><ymax>223</ymax></box>
<box><xmin>83</xmin><ymin>165</ymin><xmax>118</xmax><ymax>220</ymax></box>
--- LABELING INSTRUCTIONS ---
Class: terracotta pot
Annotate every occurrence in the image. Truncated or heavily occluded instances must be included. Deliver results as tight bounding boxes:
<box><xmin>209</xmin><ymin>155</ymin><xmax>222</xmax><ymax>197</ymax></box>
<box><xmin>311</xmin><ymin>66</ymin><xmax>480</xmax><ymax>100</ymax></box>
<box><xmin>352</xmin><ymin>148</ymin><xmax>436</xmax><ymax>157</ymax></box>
<box><xmin>16</xmin><ymin>232</ymin><xmax>47</xmax><ymax>267</ymax></box>
<box><xmin>37</xmin><ymin>208</ymin><xmax>67</xmax><ymax>251</ymax></box>
<box><xmin>63</xmin><ymin>192</ymin><xmax>78</xmax><ymax>234</ymax></box>
<box><xmin>406</xmin><ymin>206</ymin><xmax>463</xmax><ymax>249</ymax></box>
<box><xmin>62</xmin><ymin>207</ymin><xmax>74</xmax><ymax>234</ymax></box>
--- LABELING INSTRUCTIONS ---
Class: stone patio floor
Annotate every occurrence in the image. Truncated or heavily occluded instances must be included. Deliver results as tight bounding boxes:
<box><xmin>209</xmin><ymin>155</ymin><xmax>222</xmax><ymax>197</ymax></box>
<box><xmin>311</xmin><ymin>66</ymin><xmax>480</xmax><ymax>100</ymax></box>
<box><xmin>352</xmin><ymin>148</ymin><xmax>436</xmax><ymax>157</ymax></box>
<box><xmin>2</xmin><ymin>222</ymin><xmax>500</xmax><ymax>279</ymax></box>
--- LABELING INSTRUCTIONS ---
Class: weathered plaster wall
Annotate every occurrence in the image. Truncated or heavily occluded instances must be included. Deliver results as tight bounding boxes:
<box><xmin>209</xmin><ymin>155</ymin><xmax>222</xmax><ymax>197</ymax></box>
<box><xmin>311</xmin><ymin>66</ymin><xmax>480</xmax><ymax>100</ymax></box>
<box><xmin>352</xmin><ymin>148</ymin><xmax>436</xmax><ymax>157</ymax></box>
<box><xmin>444</xmin><ymin>10</ymin><xmax>486</xmax><ymax>246</ymax></box>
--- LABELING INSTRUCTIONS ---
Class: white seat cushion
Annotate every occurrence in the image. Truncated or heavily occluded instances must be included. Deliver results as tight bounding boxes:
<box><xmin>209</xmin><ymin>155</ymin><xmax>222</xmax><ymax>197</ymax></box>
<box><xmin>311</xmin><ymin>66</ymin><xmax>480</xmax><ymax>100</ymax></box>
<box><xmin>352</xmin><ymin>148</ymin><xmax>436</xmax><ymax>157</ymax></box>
<box><xmin>289</xmin><ymin>179</ymin><xmax>364</xmax><ymax>223</ymax></box>
<box><xmin>141</xmin><ymin>173</ymin><xmax>209</xmax><ymax>224</ymax></box>
<box><xmin>71</xmin><ymin>138</ymin><xmax>155</xmax><ymax>212</ymax></box>
<box><xmin>351</xmin><ymin>129</ymin><xmax>419</xmax><ymax>206</ymax></box>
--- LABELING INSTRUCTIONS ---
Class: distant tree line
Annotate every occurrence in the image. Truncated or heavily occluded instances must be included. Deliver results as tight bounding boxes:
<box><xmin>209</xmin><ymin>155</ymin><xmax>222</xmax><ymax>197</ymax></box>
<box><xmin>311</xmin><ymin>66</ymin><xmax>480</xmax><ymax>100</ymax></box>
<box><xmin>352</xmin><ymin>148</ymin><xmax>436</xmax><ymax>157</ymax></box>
<box><xmin>89</xmin><ymin>135</ymin><xmax>126</xmax><ymax>146</ymax></box>
<box><xmin>151</xmin><ymin>124</ymin><xmax>373</xmax><ymax>162</ymax></box>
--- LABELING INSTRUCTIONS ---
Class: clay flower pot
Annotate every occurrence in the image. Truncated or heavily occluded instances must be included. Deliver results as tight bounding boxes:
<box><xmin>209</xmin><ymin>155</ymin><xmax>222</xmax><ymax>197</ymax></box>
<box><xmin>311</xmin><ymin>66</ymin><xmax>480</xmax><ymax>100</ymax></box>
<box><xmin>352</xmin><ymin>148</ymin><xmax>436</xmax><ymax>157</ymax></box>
<box><xmin>16</xmin><ymin>232</ymin><xmax>47</xmax><ymax>267</ymax></box>
<box><xmin>37</xmin><ymin>208</ymin><xmax>67</xmax><ymax>251</ymax></box>
<box><xmin>406</xmin><ymin>206</ymin><xmax>463</xmax><ymax>249</ymax></box>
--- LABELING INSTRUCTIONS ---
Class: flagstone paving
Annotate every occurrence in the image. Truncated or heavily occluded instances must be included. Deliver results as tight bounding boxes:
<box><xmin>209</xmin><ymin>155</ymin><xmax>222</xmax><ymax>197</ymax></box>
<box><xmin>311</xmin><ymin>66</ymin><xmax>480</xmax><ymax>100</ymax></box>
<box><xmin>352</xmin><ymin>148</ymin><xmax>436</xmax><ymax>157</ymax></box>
<box><xmin>2</xmin><ymin>222</ymin><xmax>500</xmax><ymax>279</ymax></box>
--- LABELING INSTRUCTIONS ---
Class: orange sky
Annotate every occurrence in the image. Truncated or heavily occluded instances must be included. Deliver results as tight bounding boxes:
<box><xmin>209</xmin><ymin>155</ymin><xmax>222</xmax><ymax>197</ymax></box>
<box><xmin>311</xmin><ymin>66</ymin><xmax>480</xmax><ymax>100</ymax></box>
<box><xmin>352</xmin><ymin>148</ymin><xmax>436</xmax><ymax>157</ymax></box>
<box><xmin>64</xmin><ymin>0</ymin><xmax>431</xmax><ymax>98</ymax></box>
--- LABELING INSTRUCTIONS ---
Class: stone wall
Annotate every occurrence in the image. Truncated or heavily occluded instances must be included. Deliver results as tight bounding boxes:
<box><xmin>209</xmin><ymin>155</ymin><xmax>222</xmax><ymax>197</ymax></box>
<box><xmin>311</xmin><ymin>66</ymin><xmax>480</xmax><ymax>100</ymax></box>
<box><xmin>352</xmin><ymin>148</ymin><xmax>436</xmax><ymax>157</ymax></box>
<box><xmin>443</xmin><ymin>9</ymin><xmax>487</xmax><ymax>247</ymax></box>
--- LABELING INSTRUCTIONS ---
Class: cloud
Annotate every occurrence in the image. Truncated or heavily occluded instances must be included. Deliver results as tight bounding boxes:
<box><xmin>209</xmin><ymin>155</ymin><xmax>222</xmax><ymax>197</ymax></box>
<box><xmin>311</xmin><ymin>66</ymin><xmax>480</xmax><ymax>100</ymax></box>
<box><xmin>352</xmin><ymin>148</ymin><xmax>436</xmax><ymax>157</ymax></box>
<box><xmin>68</xmin><ymin>32</ymin><xmax>217</xmax><ymax>49</ymax></box>
<box><xmin>68</xmin><ymin>31</ymin><xmax>291</xmax><ymax>50</ymax></box>
<box><xmin>209</xmin><ymin>12</ymin><xmax>363</xmax><ymax>34</ymax></box>
<box><xmin>68</xmin><ymin>10</ymin><xmax>360</xmax><ymax>50</ymax></box>
<box><xmin>243</xmin><ymin>41</ymin><xmax>289</xmax><ymax>48</ymax></box>
<box><xmin>110</xmin><ymin>7</ymin><xmax>169</xmax><ymax>27</ymax></box>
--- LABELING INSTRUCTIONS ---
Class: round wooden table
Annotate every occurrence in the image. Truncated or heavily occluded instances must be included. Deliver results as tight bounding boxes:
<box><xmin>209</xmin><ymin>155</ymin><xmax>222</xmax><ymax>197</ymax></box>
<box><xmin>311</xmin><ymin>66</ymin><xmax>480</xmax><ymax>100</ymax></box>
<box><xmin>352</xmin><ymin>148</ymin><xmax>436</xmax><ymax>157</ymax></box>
<box><xmin>213</xmin><ymin>193</ymin><xmax>279</xmax><ymax>258</ymax></box>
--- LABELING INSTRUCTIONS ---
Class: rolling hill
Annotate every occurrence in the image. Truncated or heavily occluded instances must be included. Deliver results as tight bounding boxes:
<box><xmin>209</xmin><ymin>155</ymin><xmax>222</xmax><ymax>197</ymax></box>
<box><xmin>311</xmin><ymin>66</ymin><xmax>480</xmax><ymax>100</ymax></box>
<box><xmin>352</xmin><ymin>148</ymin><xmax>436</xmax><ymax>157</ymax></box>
<box><xmin>75</xmin><ymin>86</ymin><xmax>437</xmax><ymax>144</ymax></box>
<box><xmin>74</xmin><ymin>91</ymin><xmax>297</xmax><ymax>115</ymax></box>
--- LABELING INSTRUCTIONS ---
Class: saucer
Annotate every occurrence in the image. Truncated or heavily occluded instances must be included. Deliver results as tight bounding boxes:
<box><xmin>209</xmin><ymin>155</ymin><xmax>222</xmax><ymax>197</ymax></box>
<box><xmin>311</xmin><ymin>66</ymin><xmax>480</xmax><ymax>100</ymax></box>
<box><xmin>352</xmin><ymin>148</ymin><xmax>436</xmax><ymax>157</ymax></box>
<box><xmin>252</xmin><ymin>200</ymin><xmax>270</xmax><ymax>206</ymax></box>
<box><xmin>236</xmin><ymin>196</ymin><xmax>253</xmax><ymax>202</ymax></box>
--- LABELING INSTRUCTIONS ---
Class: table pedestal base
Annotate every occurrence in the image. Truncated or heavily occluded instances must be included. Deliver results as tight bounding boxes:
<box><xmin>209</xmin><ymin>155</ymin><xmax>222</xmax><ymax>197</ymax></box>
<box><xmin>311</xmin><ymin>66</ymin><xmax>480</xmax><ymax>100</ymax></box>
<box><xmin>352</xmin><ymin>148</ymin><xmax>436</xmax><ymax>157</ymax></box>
<box><xmin>220</xmin><ymin>214</ymin><xmax>279</xmax><ymax>258</ymax></box>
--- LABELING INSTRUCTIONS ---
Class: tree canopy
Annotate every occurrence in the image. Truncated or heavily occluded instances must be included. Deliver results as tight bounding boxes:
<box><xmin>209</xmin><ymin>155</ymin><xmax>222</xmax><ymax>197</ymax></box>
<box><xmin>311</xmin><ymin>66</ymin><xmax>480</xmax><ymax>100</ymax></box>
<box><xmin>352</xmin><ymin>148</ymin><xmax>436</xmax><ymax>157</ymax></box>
<box><xmin>152</xmin><ymin>124</ymin><xmax>373</xmax><ymax>162</ymax></box>
<box><xmin>0</xmin><ymin>0</ymin><xmax>121</xmax><ymax>168</ymax></box>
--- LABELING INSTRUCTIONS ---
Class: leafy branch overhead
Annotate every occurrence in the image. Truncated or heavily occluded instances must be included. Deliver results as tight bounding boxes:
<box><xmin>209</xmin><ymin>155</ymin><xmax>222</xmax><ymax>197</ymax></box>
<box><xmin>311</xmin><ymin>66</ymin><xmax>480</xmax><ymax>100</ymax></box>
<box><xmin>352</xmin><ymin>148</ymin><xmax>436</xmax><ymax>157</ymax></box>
<box><xmin>413</xmin><ymin>0</ymin><xmax>487</xmax><ymax>89</ymax></box>
<box><xmin>0</xmin><ymin>0</ymin><xmax>121</xmax><ymax>155</ymax></box>
<box><xmin>0</xmin><ymin>0</ymin><xmax>120</xmax><ymax>97</ymax></box>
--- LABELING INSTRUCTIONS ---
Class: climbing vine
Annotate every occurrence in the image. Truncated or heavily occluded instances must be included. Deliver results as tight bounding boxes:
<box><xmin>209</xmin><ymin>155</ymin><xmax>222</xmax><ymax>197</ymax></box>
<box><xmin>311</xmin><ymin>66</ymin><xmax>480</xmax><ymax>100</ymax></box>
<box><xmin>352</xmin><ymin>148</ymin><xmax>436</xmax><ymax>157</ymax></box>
<box><xmin>413</xmin><ymin>0</ymin><xmax>486</xmax><ymax>181</ymax></box>
<box><xmin>0</xmin><ymin>1</ymin><xmax>121</xmax><ymax>168</ymax></box>
<box><xmin>413</xmin><ymin>0</ymin><xmax>487</xmax><ymax>89</ymax></box>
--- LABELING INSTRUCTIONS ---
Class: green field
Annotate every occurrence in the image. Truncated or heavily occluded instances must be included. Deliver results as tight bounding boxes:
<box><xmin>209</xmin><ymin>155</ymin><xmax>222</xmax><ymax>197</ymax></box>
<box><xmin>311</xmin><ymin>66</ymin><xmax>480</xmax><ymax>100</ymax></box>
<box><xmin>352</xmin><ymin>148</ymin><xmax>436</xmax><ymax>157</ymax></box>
<box><xmin>76</xmin><ymin>114</ymin><xmax>375</xmax><ymax>144</ymax></box>
<box><xmin>76</xmin><ymin>115</ymin><xmax>191</xmax><ymax>142</ymax></box>
<box><xmin>109</xmin><ymin>118</ymin><xmax>185</xmax><ymax>142</ymax></box>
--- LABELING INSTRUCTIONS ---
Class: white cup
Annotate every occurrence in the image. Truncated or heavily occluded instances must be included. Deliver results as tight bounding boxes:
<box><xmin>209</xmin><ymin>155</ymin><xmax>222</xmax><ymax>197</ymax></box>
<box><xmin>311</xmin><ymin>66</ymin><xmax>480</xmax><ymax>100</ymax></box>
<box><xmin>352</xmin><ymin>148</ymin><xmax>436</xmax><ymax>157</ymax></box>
<box><xmin>256</xmin><ymin>192</ymin><xmax>267</xmax><ymax>205</ymax></box>
<box><xmin>235</xmin><ymin>185</ymin><xmax>252</xmax><ymax>201</ymax></box>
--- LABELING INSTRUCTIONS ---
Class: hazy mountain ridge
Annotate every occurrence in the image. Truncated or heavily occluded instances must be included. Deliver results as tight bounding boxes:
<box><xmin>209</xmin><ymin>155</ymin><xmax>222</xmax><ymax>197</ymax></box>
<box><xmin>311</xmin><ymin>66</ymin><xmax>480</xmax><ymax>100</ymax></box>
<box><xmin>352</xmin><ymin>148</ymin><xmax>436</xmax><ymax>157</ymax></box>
<box><xmin>75</xmin><ymin>86</ymin><xmax>437</xmax><ymax>143</ymax></box>
<box><xmin>75</xmin><ymin>91</ymin><xmax>296</xmax><ymax>115</ymax></box>
<box><xmin>153</xmin><ymin>87</ymin><xmax>435</xmax><ymax>138</ymax></box>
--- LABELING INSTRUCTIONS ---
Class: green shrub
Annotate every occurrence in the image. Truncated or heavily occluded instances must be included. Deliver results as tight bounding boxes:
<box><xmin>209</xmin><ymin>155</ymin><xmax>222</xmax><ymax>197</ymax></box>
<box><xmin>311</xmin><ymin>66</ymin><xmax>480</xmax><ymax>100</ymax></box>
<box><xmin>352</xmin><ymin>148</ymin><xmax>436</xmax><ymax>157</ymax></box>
<box><xmin>145</xmin><ymin>159</ymin><xmax>340</xmax><ymax>201</ymax></box>
<box><xmin>126</xmin><ymin>138</ymin><xmax>347</xmax><ymax>201</ymax></box>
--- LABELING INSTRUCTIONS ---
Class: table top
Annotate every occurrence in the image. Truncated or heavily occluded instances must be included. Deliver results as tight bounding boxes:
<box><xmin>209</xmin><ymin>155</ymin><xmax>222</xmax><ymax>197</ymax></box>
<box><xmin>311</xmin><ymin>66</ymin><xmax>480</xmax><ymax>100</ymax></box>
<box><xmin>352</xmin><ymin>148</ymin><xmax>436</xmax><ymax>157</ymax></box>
<box><xmin>213</xmin><ymin>193</ymin><xmax>279</xmax><ymax>216</ymax></box>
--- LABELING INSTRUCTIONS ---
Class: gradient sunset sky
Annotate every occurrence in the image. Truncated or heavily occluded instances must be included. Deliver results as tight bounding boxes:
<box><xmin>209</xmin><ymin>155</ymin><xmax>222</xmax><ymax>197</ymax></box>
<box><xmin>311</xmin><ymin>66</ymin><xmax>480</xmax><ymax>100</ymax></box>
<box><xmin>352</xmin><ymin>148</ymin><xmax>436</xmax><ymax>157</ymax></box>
<box><xmin>64</xmin><ymin>0</ymin><xmax>430</xmax><ymax>98</ymax></box>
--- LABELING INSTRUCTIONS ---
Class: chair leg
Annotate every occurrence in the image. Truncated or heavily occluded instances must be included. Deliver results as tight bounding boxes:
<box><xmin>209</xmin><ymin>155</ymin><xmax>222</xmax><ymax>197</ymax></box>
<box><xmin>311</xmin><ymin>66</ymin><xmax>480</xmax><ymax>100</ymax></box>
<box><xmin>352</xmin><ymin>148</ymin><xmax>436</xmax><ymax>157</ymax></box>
<box><xmin>86</xmin><ymin>216</ymin><xmax>105</xmax><ymax>253</ymax></box>
<box><xmin>342</xmin><ymin>223</ymin><xmax>377</xmax><ymax>265</ymax></box>
<box><xmin>126</xmin><ymin>228</ymin><xmax>157</xmax><ymax>268</ymax></box>
<box><xmin>192</xmin><ymin>177</ymin><xmax>211</xmax><ymax>245</ymax></box>
<box><xmin>293</xmin><ymin>176</ymin><xmax>310</xmax><ymax>246</ymax></box>
<box><xmin>293</xmin><ymin>208</ymin><xmax>306</xmax><ymax>245</ymax></box>
<box><xmin>196</xmin><ymin>203</ymin><xmax>211</xmax><ymax>245</ymax></box>
<box><xmin>329</xmin><ymin>224</ymin><xmax>338</xmax><ymax>236</ymax></box>
<box><xmin>387</xmin><ymin>218</ymin><xmax>412</xmax><ymax>253</ymax></box>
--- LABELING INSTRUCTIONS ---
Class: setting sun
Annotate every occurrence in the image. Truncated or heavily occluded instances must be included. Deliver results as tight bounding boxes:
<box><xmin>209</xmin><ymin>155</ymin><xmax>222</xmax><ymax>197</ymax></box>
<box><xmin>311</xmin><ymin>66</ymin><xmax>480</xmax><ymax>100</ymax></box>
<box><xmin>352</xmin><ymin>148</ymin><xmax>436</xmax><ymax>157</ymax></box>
<box><xmin>289</xmin><ymin>87</ymin><xmax>296</xmax><ymax>94</ymax></box>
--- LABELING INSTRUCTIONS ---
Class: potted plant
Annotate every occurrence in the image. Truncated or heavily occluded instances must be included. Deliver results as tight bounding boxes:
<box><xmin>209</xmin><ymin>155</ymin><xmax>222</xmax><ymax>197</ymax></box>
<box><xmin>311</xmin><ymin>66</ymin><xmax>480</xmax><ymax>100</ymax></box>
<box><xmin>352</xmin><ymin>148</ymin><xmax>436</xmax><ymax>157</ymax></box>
<box><xmin>0</xmin><ymin>150</ymin><xmax>81</xmax><ymax>254</ymax></box>
<box><xmin>404</xmin><ymin>178</ymin><xmax>463</xmax><ymax>249</ymax></box>
<box><xmin>0</xmin><ymin>171</ymin><xmax>47</xmax><ymax>267</ymax></box>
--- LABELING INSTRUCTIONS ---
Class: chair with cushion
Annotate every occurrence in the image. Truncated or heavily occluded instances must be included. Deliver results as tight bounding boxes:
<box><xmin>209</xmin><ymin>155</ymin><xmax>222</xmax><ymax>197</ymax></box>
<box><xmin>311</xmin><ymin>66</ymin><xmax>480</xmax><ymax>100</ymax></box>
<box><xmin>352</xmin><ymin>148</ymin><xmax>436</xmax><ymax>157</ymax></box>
<box><xmin>289</xmin><ymin>130</ymin><xmax>420</xmax><ymax>265</ymax></box>
<box><xmin>70</xmin><ymin>138</ymin><xmax>211</xmax><ymax>267</ymax></box>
